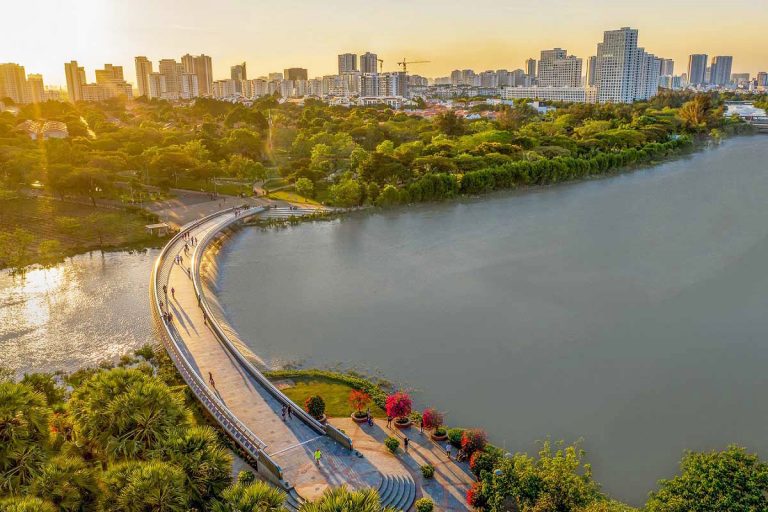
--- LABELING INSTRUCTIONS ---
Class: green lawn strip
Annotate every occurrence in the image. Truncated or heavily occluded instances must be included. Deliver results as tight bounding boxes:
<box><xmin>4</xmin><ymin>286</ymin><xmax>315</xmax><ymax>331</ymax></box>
<box><xmin>265</xmin><ymin>370</ymin><xmax>389</xmax><ymax>417</ymax></box>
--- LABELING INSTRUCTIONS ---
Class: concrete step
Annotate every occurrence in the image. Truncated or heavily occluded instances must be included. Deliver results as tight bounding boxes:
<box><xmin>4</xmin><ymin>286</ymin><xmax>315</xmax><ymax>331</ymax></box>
<box><xmin>378</xmin><ymin>474</ymin><xmax>416</xmax><ymax>511</ymax></box>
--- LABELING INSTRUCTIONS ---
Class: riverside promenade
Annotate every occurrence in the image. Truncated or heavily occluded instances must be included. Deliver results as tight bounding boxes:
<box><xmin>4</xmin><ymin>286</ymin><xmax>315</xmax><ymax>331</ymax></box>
<box><xmin>151</xmin><ymin>206</ymin><xmax>474</xmax><ymax>510</ymax></box>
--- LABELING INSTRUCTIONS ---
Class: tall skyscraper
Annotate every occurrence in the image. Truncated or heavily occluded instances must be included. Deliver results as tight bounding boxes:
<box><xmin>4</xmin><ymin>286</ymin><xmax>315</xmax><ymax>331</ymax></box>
<box><xmin>360</xmin><ymin>52</ymin><xmax>378</xmax><ymax>74</ymax></box>
<box><xmin>158</xmin><ymin>59</ymin><xmax>180</xmax><ymax>98</ymax></box>
<box><xmin>231</xmin><ymin>62</ymin><xmax>247</xmax><ymax>93</ymax></box>
<box><xmin>338</xmin><ymin>53</ymin><xmax>358</xmax><ymax>74</ymax></box>
<box><xmin>595</xmin><ymin>27</ymin><xmax>640</xmax><ymax>103</ymax></box>
<box><xmin>64</xmin><ymin>60</ymin><xmax>85</xmax><ymax>102</ymax></box>
<box><xmin>284</xmin><ymin>68</ymin><xmax>308</xmax><ymax>81</ymax></box>
<box><xmin>135</xmin><ymin>57</ymin><xmax>153</xmax><ymax>97</ymax></box>
<box><xmin>636</xmin><ymin>49</ymin><xmax>661</xmax><ymax>100</ymax></box>
<box><xmin>660</xmin><ymin>59</ymin><xmax>674</xmax><ymax>77</ymax></box>
<box><xmin>709</xmin><ymin>56</ymin><xmax>733</xmax><ymax>86</ymax></box>
<box><xmin>525</xmin><ymin>58</ymin><xmax>537</xmax><ymax>79</ymax></box>
<box><xmin>687</xmin><ymin>54</ymin><xmax>708</xmax><ymax>85</ymax></box>
<box><xmin>26</xmin><ymin>73</ymin><xmax>45</xmax><ymax>103</ymax></box>
<box><xmin>0</xmin><ymin>63</ymin><xmax>29</xmax><ymax>104</ymax></box>
<box><xmin>537</xmin><ymin>48</ymin><xmax>582</xmax><ymax>87</ymax></box>
<box><xmin>181</xmin><ymin>54</ymin><xmax>213</xmax><ymax>96</ymax></box>
<box><xmin>586</xmin><ymin>56</ymin><xmax>598</xmax><ymax>86</ymax></box>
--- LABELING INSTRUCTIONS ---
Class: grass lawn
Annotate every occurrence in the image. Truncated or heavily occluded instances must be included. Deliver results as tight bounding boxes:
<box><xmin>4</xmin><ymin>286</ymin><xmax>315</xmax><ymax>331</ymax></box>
<box><xmin>269</xmin><ymin>189</ymin><xmax>323</xmax><ymax>207</ymax></box>
<box><xmin>278</xmin><ymin>376</ymin><xmax>386</xmax><ymax>418</ymax></box>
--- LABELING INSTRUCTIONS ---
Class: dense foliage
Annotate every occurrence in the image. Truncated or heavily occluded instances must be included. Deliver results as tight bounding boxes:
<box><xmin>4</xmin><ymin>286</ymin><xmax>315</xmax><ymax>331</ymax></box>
<box><xmin>384</xmin><ymin>391</ymin><xmax>412</xmax><ymax>420</ymax></box>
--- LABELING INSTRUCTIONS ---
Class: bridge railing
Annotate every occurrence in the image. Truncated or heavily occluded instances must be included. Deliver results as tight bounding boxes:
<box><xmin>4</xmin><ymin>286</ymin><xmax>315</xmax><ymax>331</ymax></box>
<box><xmin>191</xmin><ymin>208</ymin><xmax>354</xmax><ymax>451</ymax></box>
<box><xmin>150</xmin><ymin>209</ymin><xmax>287</xmax><ymax>486</ymax></box>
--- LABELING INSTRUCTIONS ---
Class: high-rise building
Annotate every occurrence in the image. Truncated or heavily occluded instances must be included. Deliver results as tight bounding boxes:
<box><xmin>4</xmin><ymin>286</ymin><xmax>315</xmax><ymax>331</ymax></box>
<box><xmin>586</xmin><ymin>56</ymin><xmax>598</xmax><ymax>86</ymax></box>
<box><xmin>95</xmin><ymin>64</ymin><xmax>124</xmax><ymax>84</ymax></box>
<box><xmin>660</xmin><ymin>59</ymin><xmax>674</xmax><ymax>77</ymax></box>
<box><xmin>148</xmin><ymin>72</ymin><xmax>166</xmax><ymax>99</ymax></box>
<box><xmin>360</xmin><ymin>52</ymin><xmax>378</xmax><ymax>74</ymax></box>
<box><xmin>64</xmin><ymin>60</ymin><xmax>86</xmax><ymax>102</ymax></box>
<box><xmin>636</xmin><ymin>49</ymin><xmax>661</xmax><ymax>100</ymax></box>
<box><xmin>230</xmin><ymin>62</ymin><xmax>247</xmax><ymax>93</ymax></box>
<box><xmin>479</xmin><ymin>70</ymin><xmax>499</xmax><ymax>88</ymax></box>
<box><xmin>537</xmin><ymin>48</ymin><xmax>582</xmax><ymax>87</ymax></box>
<box><xmin>284</xmin><ymin>68</ymin><xmax>308</xmax><ymax>81</ymax></box>
<box><xmin>181</xmin><ymin>54</ymin><xmax>213</xmax><ymax>96</ymax></box>
<box><xmin>525</xmin><ymin>58</ymin><xmax>537</xmax><ymax>80</ymax></box>
<box><xmin>595</xmin><ymin>27</ymin><xmax>640</xmax><ymax>103</ymax></box>
<box><xmin>268</xmin><ymin>72</ymin><xmax>283</xmax><ymax>82</ymax></box>
<box><xmin>709</xmin><ymin>56</ymin><xmax>733</xmax><ymax>86</ymax></box>
<box><xmin>338</xmin><ymin>53</ymin><xmax>358</xmax><ymax>74</ymax></box>
<box><xmin>0</xmin><ymin>63</ymin><xmax>29</xmax><ymax>104</ymax></box>
<box><xmin>158</xmin><ymin>59</ymin><xmax>180</xmax><ymax>99</ymax></box>
<box><xmin>26</xmin><ymin>74</ymin><xmax>45</xmax><ymax>103</ymax></box>
<box><xmin>135</xmin><ymin>57</ymin><xmax>153</xmax><ymax>97</ymax></box>
<box><xmin>687</xmin><ymin>54</ymin><xmax>708</xmax><ymax>85</ymax></box>
<box><xmin>179</xmin><ymin>73</ymin><xmax>199</xmax><ymax>99</ymax></box>
<box><xmin>757</xmin><ymin>72</ymin><xmax>768</xmax><ymax>87</ymax></box>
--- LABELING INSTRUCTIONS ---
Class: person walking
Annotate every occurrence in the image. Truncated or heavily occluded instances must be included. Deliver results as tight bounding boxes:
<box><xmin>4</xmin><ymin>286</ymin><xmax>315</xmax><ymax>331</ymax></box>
<box><xmin>404</xmin><ymin>436</ymin><xmax>410</xmax><ymax>452</ymax></box>
<box><xmin>208</xmin><ymin>372</ymin><xmax>215</xmax><ymax>389</ymax></box>
<box><xmin>287</xmin><ymin>407</ymin><xmax>293</xmax><ymax>420</ymax></box>
<box><xmin>163</xmin><ymin>285</ymin><xmax>167</xmax><ymax>296</ymax></box>
<box><xmin>314</xmin><ymin>449</ymin><xmax>322</xmax><ymax>465</ymax></box>
<box><xmin>281</xmin><ymin>405</ymin><xmax>286</xmax><ymax>421</ymax></box>
<box><xmin>386</xmin><ymin>416</ymin><xmax>392</xmax><ymax>428</ymax></box>
<box><xmin>420</xmin><ymin>417</ymin><xmax>424</xmax><ymax>433</ymax></box>
<box><xmin>171</xmin><ymin>287</ymin><xmax>175</xmax><ymax>299</ymax></box>
<box><xmin>445</xmin><ymin>443</ymin><xmax>452</xmax><ymax>460</ymax></box>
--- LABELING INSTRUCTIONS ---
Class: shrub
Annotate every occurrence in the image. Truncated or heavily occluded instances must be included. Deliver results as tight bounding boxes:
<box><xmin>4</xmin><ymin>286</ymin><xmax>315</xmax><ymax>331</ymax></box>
<box><xmin>448</xmin><ymin>428</ymin><xmax>465</xmax><ymax>448</ymax></box>
<box><xmin>237</xmin><ymin>470</ymin><xmax>255</xmax><ymax>485</ymax></box>
<box><xmin>461</xmin><ymin>429</ymin><xmax>488</xmax><ymax>454</ymax></box>
<box><xmin>420</xmin><ymin>464</ymin><xmax>435</xmax><ymax>479</ymax></box>
<box><xmin>304</xmin><ymin>395</ymin><xmax>325</xmax><ymax>419</ymax></box>
<box><xmin>422</xmin><ymin>408</ymin><xmax>444</xmax><ymax>430</ymax></box>
<box><xmin>384</xmin><ymin>436</ymin><xmax>400</xmax><ymax>454</ymax></box>
<box><xmin>470</xmin><ymin>450</ymin><xmax>498</xmax><ymax>477</ymax></box>
<box><xmin>348</xmin><ymin>389</ymin><xmax>371</xmax><ymax>415</ymax></box>
<box><xmin>466</xmin><ymin>481</ymin><xmax>487</xmax><ymax>509</ymax></box>
<box><xmin>385</xmin><ymin>391</ymin><xmax>412</xmax><ymax>420</ymax></box>
<box><xmin>434</xmin><ymin>426</ymin><xmax>447</xmax><ymax>437</ymax></box>
<box><xmin>415</xmin><ymin>497</ymin><xmax>435</xmax><ymax>512</ymax></box>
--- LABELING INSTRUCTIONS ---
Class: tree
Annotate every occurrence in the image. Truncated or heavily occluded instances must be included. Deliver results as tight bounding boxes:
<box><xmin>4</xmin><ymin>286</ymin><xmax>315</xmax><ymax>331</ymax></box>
<box><xmin>152</xmin><ymin>426</ymin><xmax>232</xmax><ymax>509</ymax></box>
<box><xmin>299</xmin><ymin>486</ymin><xmax>397</xmax><ymax>512</ymax></box>
<box><xmin>348</xmin><ymin>390</ymin><xmax>371</xmax><ymax>414</ymax></box>
<box><xmin>83</xmin><ymin>212</ymin><xmax>122</xmax><ymax>248</ymax></box>
<box><xmin>497</xmin><ymin>104</ymin><xmax>539</xmax><ymax>131</ymax></box>
<box><xmin>384</xmin><ymin>391</ymin><xmax>412</xmax><ymax>421</ymax></box>
<box><xmin>295</xmin><ymin>177</ymin><xmax>314</xmax><ymax>199</ymax></box>
<box><xmin>102</xmin><ymin>461</ymin><xmax>189</xmax><ymax>512</ymax></box>
<box><xmin>434</xmin><ymin>111</ymin><xmax>466</xmax><ymax>136</ymax></box>
<box><xmin>0</xmin><ymin>382</ymin><xmax>50</xmax><ymax>493</ymax></box>
<box><xmin>0</xmin><ymin>228</ymin><xmax>34</xmax><ymax>271</ymax></box>
<box><xmin>328</xmin><ymin>179</ymin><xmax>362</xmax><ymax>207</ymax></box>
<box><xmin>212</xmin><ymin>476</ymin><xmax>287</xmax><ymax>512</ymax></box>
<box><xmin>646</xmin><ymin>446</ymin><xmax>768</xmax><ymax>512</ymax></box>
<box><xmin>421</xmin><ymin>408</ymin><xmax>444</xmax><ymax>430</ymax></box>
<box><xmin>305</xmin><ymin>395</ymin><xmax>326</xmax><ymax>420</ymax></box>
<box><xmin>376</xmin><ymin>185</ymin><xmax>400</xmax><ymax>207</ymax></box>
<box><xmin>29</xmin><ymin>455</ymin><xmax>101</xmax><ymax>512</ymax></box>
<box><xmin>68</xmin><ymin>368</ymin><xmax>189</xmax><ymax>461</ymax></box>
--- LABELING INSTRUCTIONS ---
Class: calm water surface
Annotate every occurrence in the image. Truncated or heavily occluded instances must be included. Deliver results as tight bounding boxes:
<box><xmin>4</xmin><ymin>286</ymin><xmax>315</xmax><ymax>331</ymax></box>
<box><xmin>217</xmin><ymin>136</ymin><xmax>768</xmax><ymax>504</ymax></box>
<box><xmin>0</xmin><ymin>249</ymin><xmax>158</xmax><ymax>376</ymax></box>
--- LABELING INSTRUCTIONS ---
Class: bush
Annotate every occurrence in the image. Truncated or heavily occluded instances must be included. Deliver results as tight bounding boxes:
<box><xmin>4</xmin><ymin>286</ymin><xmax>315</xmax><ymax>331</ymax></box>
<box><xmin>420</xmin><ymin>464</ymin><xmax>435</xmax><ymax>479</ymax></box>
<box><xmin>415</xmin><ymin>497</ymin><xmax>435</xmax><ymax>512</ymax></box>
<box><xmin>384</xmin><ymin>436</ymin><xmax>400</xmax><ymax>454</ymax></box>
<box><xmin>237</xmin><ymin>470</ymin><xmax>256</xmax><ymax>485</ymax></box>
<box><xmin>466</xmin><ymin>481</ymin><xmax>487</xmax><ymax>509</ymax></box>
<box><xmin>422</xmin><ymin>408</ymin><xmax>444</xmax><ymax>430</ymax></box>
<box><xmin>385</xmin><ymin>391</ymin><xmax>412</xmax><ymax>420</ymax></box>
<box><xmin>461</xmin><ymin>428</ymin><xmax>488</xmax><ymax>454</ymax></box>
<box><xmin>348</xmin><ymin>389</ymin><xmax>371</xmax><ymax>415</ymax></box>
<box><xmin>434</xmin><ymin>426</ymin><xmax>447</xmax><ymax>437</ymax></box>
<box><xmin>448</xmin><ymin>428</ymin><xmax>465</xmax><ymax>448</ymax></box>
<box><xmin>304</xmin><ymin>395</ymin><xmax>325</xmax><ymax>419</ymax></box>
<box><xmin>470</xmin><ymin>450</ymin><xmax>498</xmax><ymax>477</ymax></box>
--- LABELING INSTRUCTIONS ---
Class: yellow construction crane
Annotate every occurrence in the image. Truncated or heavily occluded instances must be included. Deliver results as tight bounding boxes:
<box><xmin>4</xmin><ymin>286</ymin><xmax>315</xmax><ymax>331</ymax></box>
<box><xmin>397</xmin><ymin>58</ymin><xmax>430</xmax><ymax>74</ymax></box>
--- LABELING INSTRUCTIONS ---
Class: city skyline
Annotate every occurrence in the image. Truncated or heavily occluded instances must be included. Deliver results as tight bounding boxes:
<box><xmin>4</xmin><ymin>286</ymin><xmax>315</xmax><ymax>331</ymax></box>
<box><xmin>2</xmin><ymin>0</ymin><xmax>765</xmax><ymax>88</ymax></box>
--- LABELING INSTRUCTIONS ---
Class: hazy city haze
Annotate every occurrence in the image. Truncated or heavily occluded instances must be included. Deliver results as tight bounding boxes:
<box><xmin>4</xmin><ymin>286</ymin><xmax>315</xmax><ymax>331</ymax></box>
<box><xmin>3</xmin><ymin>0</ymin><xmax>765</xmax><ymax>86</ymax></box>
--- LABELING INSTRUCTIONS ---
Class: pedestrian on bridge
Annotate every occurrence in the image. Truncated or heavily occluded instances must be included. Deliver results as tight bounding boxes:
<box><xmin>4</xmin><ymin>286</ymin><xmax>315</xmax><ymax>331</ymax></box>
<box><xmin>281</xmin><ymin>405</ymin><xmax>286</xmax><ymax>421</ymax></box>
<box><xmin>287</xmin><ymin>406</ymin><xmax>293</xmax><ymax>420</ymax></box>
<box><xmin>314</xmin><ymin>449</ymin><xmax>322</xmax><ymax>465</ymax></box>
<box><xmin>208</xmin><ymin>372</ymin><xmax>216</xmax><ymax>389</ymax></box>
<box><xmin>171</xmin><ymin>287</ymin><xmax>175</xmax><ymax>299</ymax></box>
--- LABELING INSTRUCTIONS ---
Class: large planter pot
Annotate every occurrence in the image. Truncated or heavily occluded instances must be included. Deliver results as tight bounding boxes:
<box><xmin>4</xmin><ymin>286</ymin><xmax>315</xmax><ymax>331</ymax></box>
<box><xmin>352</xmin><ymin>412</ymin><xmax>369</xmax><ymax>423</ymax></box>
<box><xmin>431</xmin><ymin>431</ymin><xmax>448</xmax><ymax>442</ymax></box>
<box><xmin>394</xmin><ymin>418</ymin><xmax>411</xmax><ymax>430</ymax></box>
<box><xmin>315</xmin><ymin>414</ymin><xmax>327</xmax><ymax>424</ymax></box>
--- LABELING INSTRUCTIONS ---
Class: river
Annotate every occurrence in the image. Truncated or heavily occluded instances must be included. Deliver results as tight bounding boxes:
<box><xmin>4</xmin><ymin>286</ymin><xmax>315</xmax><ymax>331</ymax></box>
<box><xmin>215</xmin><ymin>135</ymin><xmax>768</xmax><ymax>505</ymax></box>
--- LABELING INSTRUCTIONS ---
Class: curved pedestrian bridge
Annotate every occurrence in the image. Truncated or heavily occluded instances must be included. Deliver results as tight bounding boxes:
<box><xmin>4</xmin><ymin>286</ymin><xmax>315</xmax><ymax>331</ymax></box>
<box><xmin>150</xmin><ymin>206</ymin><xmax>473</xmax><ymax>510</ymax></box>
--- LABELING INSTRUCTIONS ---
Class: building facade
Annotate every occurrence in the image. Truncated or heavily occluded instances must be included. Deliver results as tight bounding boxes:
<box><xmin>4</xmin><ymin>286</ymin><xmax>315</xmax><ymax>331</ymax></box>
<box><xmin>687</xmin><ymin>54</ymin><xmax>708</xmax><ymax>85</ymax></box>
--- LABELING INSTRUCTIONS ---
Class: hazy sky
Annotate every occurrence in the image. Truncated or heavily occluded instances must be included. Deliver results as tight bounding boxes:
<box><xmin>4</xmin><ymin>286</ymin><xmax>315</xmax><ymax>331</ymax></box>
<box><xmin>2</xmin><ymin>0</ymin><xmax>766</xmax><ymax>87</ymax></box>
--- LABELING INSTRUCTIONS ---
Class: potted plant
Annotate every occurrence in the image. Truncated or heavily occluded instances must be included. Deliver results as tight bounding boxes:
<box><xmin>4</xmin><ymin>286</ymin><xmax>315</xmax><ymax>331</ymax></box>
<box><xmin>422</xmin><ymin>408</ymin><xmax>446</xmax><ymax>440</ymax></box>
<box><xmin>385</xmin><ymin>391</ymin><xmax>413</xmax><ymax>429</ymax></box>
<box><xmin>305</xmin><ymin>395</ymin><xmax>326</xmax><ymax>423</ymax></box>
<box><xmin>349</xmin><ymin>389</ymin><xmax>372</xmax><ymax>423</ymax></box>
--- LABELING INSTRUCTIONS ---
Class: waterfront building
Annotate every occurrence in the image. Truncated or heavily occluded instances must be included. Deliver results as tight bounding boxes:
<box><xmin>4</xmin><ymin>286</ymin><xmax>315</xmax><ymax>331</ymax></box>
<box><xmin>134</xmin><ymin>56</ymin><xmax>153</xmax><ymax>97</ymax></box>
<box><xmin>710</xmin><ymin>56</ymin><xmax>733</xmax><ymax>86</ymax></box>
<box><xmin>360</xmin><ymin>52</ymin><xmax>378</xmax><ymax>74</ymax></box>
<box><xmin>338</xmin><ymin>53</ymin><xmax>358</xmax><ymax>74</ymax></box>
<box><xmin>284</xmin><ymin>68</ymin><xmax>308</xmax><ymax>81</ymax></box>
<box><xmin>64</xmin><ymin>60</ymin><xmax>86</xmax><ymax>102</ymax></box>
<box><xmin>687</xmin><ymin>54</ymin><xmax>708</xmax><ymax>85</ymax></box>
<box><xmin>537</xmin><ymin>48</ymin><xmax>582</xmax><ymax>87</ymax></box>
<box><xmin>595</xmin><ymin>27</ymin><xmax>640</xmax><ymax>103</ymax></box>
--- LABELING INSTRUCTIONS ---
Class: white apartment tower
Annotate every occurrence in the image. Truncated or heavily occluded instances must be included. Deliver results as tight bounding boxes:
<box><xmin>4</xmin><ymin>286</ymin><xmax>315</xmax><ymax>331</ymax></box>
<box><xmin>595</xmin><ymin>27</ymin><xmax>640</xmax><ymax>103</ymax></box>
<box><xmin>537</xmin><ymin>49</ymin><xmax>582</xmax><ymax>87</ymax></box>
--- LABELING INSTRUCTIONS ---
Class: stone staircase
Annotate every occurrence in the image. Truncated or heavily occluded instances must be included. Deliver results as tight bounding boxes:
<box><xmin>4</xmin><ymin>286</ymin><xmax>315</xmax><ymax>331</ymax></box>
<box><xmin>284</xmin><ymin>487</ymin><xmax>305</xmax><ymax>511</ymax></box>
<box><xmin>377</xmin><ymin>473</ymin><xmax>417</xmax><ymax>511</ymax></box>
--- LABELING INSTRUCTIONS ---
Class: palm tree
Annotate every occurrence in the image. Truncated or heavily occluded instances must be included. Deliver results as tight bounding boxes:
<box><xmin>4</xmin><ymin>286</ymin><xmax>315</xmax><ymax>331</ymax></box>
<box><xmin>153</xmin><ymin>426</ymin><xmax>232</xmax><ymax>508</ymax></box>
<box><xmin>299</xmin><ymin>486</ymin><xmax>398</xmax><ymax>512</ymax></box>
<box><xmin>68</xmin><ymin>368</ymin><xmax>189</xmax><ymax>461</ymax></box>
<box><xmin>0</xmin><ymin>381</ymin><xmax>50</xmax><ymax>493</ymax></box>
<box><xmin>0</xmin><ymin>496</ymin><xmax>57</xmax><ymax>512</ymax></box>
<box><xmin>212</xmin><ymin>477</ymin><xmax>287</xmax><ymax>512</ymax></box>
<box><xmin>30</xmin><ymin>455</ymin><xmax>101</xmax><ymax>511</ymax></box>
<box><xmin>102</xmin><ymin>460</ymin><xmax>188</xmax><ymax>512</ymax></box>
